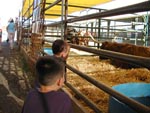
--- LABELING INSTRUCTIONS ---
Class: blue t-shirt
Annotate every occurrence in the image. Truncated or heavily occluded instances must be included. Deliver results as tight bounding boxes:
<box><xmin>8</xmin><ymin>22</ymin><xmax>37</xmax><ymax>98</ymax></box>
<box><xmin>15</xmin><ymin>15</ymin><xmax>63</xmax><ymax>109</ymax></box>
<box><xmin>21</xmin><ymin>89</ymin><xmax>73</xmax><ymax>113</ymax></box>
<box><xmin>7</xmin><ymin>22</ymin><xmax>15</xmax><ymax>33</ymax></box>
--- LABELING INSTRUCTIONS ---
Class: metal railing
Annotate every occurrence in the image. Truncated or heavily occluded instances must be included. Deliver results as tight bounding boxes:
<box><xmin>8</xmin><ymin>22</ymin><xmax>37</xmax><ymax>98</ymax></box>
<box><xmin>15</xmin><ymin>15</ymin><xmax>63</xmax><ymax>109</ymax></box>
<box><xmin>43</xmin><ymin>39</ymin><xmax>150</xmax><ymax>113</ymax></box>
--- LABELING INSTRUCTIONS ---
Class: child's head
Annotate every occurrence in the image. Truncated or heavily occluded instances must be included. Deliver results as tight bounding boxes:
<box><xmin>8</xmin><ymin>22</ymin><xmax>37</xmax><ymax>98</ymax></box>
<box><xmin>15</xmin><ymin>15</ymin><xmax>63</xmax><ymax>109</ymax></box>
<box><xmin>9</xmin><ymin>18</ymin><xmax>14</xmax><ymax>23</ymax></box>
<box><xmin>52</xmin><ymin>39</ymin><xmax>70</xmax><ymax>60</ymax></box>
<box><xmin>36</xmin><ymin>56</ymin><xmax>65</xmax><ymax>89</ymax></box>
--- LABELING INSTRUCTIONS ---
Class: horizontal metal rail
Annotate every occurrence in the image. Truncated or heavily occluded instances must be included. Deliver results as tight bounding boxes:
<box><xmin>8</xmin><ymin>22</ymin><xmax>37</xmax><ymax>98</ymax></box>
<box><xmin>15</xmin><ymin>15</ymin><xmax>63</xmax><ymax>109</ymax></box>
<box><xmin>66</xmin><ymin>64</ymin><xmax>150</xmax><ymax>113</ymax></box>
<box><xmin>67</xmin><ymin>25</ymin><xmax>143</xmax><ymax>32</ymax></box>
<box><xmin>45</xmin><ymin>13</ymin><xmax>77</xmax><ymax>17</ymax></box>
<box><xmin>40</xmin><ymin>2</ymin><xmax>150</xmax><ymax>112</ymax></box>
<box><xmin>43</xmin><ymin>40</ymin><xmax>150</xmax><ymax>69</ymax></box>
<box><xmin>44</xmin><ymin>35</ymin><xmax>61</xmax><ymax>37</ymax></box>
<box><xmin>65</xmin><ymin>82</ymin><xmax>102</xmax><ymax>113</ymax></box>
<box><xmin>45</xmin><ymin>2</ymin><xmax>105</xmax><ymax>10</ymax></box>
<box><xmin>29</xmin><ymin>42</ymin><xmax>150</xmax><ymax>113</ymax></box>
<box><xmin>44</xmin><ymin>0</ymin><xmax>62</xmax><ymax>11</ymax></box>
<box><xmin>45</xmin><ymin>21</ymin><xmax>63</xmax><ymax>27</ymax></box>
<box><xmin>22</xmin><ymin>14</ymin><xmax>33</xmax><ymax>24</ymax></box>
<box><xmin>44</xmin><ymin>1</ymin><xmax>150</xmax><ymax>27</ymax></box>
<box><xmin>70</xmin><ymin>44</ymin><xmax>150</xmax><ymax>69</ymax></box>
<box><xmin>22</xmin><ymin>3</ymin><xmax>33</xmax><ymax>17</ymax></box>
<box><xmin>67</xmin><ymin>1</ymin><xmax>150</xmax><ymax>23</ymax></box>
<box><xmin>43</xmin><ymin>39</ymin><xmax>150</xmax><ymax>113</ymax></box>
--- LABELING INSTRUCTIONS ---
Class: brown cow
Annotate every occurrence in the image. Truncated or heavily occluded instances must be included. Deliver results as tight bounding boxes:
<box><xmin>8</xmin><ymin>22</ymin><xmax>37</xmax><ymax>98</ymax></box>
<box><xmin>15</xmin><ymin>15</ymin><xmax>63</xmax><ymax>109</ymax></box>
<box><xmin>100</xmin><ymin>41</ymin><xmax>150</xmax><ymax>68</ymax></box>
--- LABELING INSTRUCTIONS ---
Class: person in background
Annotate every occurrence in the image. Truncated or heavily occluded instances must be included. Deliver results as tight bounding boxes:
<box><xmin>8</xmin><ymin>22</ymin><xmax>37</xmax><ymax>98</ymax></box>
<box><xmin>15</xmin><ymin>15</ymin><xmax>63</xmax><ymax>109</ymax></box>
<box><xmin>6</xmin><ymin>18</ymin><xmax>16</xmax><ymax>49</ymax></box>
<box><xmin>21</xmin><ymin>56</ymin><xmax>73</xmax><ymax>113</ymax></box>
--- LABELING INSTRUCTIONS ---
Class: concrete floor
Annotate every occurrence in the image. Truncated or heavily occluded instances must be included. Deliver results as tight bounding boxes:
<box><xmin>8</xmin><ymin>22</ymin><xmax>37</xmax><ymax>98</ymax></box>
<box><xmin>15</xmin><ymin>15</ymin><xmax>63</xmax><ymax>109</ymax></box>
<box><xmin>0</xmin><ymin>42</ymin><xmax>30</xmax><ymax>113</ymax></box>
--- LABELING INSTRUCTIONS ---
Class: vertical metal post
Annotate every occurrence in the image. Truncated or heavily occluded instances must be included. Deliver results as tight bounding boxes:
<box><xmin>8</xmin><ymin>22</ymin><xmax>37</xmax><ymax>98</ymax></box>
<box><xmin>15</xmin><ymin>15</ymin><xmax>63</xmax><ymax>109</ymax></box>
<box><xmin>39</xmin><ymin>0</ymin><xmax>46</xmax><ymax>51</ymax></box>
<box><xmin>134</xmin><ymin>17</ymin><xmax>140</xmax><ymax>45</ymax></box>
<box><xmin>114</xmin><ymin>21</ymin><xmax>116</xmax><ymax>35</ymax></box>
<box><xmin>86</xmin><ymin>23</ymin><xmax>88</xmax><ymax>31</ymax></box>
<box><xmin>61</xmin><ymin>0</ymin><xmax>65</xmax><ymax>40</ymax></box>
<box><xmin>97</xmin><ymin>9</ymin><xmax>101</xmax><ymax>49</ymax></box>
<box><xmin>131</xmin><ymin>21</ymin><xmax>135</xmax><ymax>45</ymax></box>
<box><xmin>40</xmin><ymin>0</ymin><xmax>46</xmax><ymax>37</ymax></box>
<box><xmin>25</xmin><ymin>0</ymin><xmax>31</xmax><ymax>50</ymax></box>
<box><xmin>64</xmin><ymin>0</ymin><xmax>68</xmax><ymax>40</ymax></box>
<box><xmin>91</xmin><ymin>22</ymin><xmax>93</xmax><ymax>35</ymax></box>
<box><xmin>107</xmin><ymin>20</ymin><xmax>110</xmax><ymax>39</ymax></box>
<box><xmin>135</xmin><ymin>18</ymin><xmax>137</xmax><ymax>45</ymax></box>
<box><xmin>19</xmin><ymin>1</ymin><xmax>24</xmax><ymax>49</ymax></box>
<box><xmin>145</xmin><ymin>12</ymin><xmax>149</xmax><ymax>46</ymax></box>
<box><xmin>27</xmin><ymin>0</ymin><xmax>31</xmax><ymax>39</ymax></box>
<box><xmin>143</xmin><ymin>12</ymin><xmax>149</xmax><ymax>46</ymax></box>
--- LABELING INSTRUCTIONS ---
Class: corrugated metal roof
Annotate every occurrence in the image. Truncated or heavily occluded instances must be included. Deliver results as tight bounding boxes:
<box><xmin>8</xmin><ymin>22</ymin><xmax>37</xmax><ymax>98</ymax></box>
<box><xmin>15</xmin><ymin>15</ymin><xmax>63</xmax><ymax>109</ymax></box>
<box><xmin>22</xmin><ymin>0</ymin><xmax>112</xmax><ymax>19</ymax></box>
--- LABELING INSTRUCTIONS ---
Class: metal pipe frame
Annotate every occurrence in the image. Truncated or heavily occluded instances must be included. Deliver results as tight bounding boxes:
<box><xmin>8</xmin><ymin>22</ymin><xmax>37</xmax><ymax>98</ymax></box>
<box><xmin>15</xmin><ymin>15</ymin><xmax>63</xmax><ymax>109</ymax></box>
<box><xmin>46</xmin><ymin>23</ymin><xmax>143</xmax><ymax>32</ymax></box>
<box><xmin>45</xmin><ymin>21</ymin><xmax>63</xmax><ymax>27</ymax></box>
<box><xmin>22</xmin><ymin>14</ymin><xmax>33</xmax><ymax>24</ymax></box>
<box><xmin>67</xmin><ymin>1</ymin><xmax>150</xmax><ymax>23</ymax></box>
<box><xmin>70</xmin><ymin>43</ymin><xmax>150</xmax><ymax>69</ymax></box>
<box><xmin>44</xmin><ymin>35</ymin><xmax>61</xmax><ymax>37</ymax></box>
<box><xmin>22</xmin><ymin>3</ymin><xmax>33</xmax><ymax>17</ymax></box>
<box><xmin>45</xmin><ymin>13</ymin><xmax>77</xmax><ymax>17</ymax></box>
<box><xmin>22</xmin><ymin>1</ymin><xmax>150</xmax><ymax>112</ymax></box>
<box><xmin>43</xmin><ymin>40</ymin><xmax>150</xmax><ymax>112</ymax></box>
<box><xmin>66</xmin><ymin>64</ymin><xmax>150</xmax><ymax>113</ymax></box>
<box><xmin>44</xmin><ymin>0</ymin><xmax>62</xmax><ymax>11</ymax></box>
<box><xmin>64</xmin><ymin>0</ymin><xmax>68</xmax><ymax>40</ymax></box>
<box><xmin>45</xmin><ymin>2</ymin><xmax>105</xmax><ymax>10</ymax></box>
<box><xmin>65</xmin><ymin>82</ymin><xmax>102</xmax><ymax>113</ymax></box>
<box><xmin>44</xmin><ymin>1</ymin><xmax>150</xmax><ymax>27</ymax></box>
<box><xmin>43</xmin><ymin>40</ymin><xmax>150</xmax><ymax>69</ymax></box>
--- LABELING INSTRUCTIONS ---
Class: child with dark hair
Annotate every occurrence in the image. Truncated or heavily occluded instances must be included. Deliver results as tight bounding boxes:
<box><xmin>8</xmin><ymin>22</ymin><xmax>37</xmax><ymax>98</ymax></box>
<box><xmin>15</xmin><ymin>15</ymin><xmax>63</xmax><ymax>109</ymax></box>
<box><xmin>52</xmin><ymin>39</ymin><xmax>70</xmax><ymax>82</ymax></box>
<box><xmin>21</xmin><ymin>56</ymin><xmax>73</xmax><ymax>113</ymax></box>
<box><xmin>34</xmin><ymin>39</ymin><xmax>70</xmax><ymax>87</ymax></box>
<box><xmin>52</xmin><ymin>39</ymin><xmax>70</xmax><ymax>61</ymax></box>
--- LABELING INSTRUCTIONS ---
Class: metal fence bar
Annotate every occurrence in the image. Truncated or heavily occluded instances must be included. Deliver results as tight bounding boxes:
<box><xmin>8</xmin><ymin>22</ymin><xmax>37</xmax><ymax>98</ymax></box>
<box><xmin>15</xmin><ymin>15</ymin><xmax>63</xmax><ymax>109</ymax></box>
<box><xmin>65</xmin><ymin>82</ymin><xmax>102</xmax><ymax>113</ymax></box>
<box><xmin>44</xmin><ymin>0</ymin><xmax>62</xmax><ymax>11</ymax></box>
<box><xmin>70</xmin><ymin>44</ymin><xmax>150</xmax><ymax>69</ymax></box>
<box><xmin>66</xmin><ymin>64</ymin><xmax>150</xmax><ymax>113</ymax></box>
<box><xmin>67</xmin><ymin>1</ymin><xmax>150</xmax><ymax>23</ymax></box>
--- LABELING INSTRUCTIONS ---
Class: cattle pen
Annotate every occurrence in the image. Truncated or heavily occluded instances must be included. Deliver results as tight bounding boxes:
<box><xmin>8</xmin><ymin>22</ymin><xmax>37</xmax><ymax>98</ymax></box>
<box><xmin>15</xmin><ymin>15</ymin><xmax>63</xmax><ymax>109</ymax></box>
<box><xmin>16</xmin><ymin>0</ymin><xmax>150</xmax><ymax>113</ymax></box>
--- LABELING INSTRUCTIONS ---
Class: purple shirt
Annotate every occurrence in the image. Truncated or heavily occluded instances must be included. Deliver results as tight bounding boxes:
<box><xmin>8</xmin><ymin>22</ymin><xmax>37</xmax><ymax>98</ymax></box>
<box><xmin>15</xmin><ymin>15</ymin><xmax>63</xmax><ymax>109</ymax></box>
<box><xmin>21</xmin><ymin>89</ymin><xmax>73</xmax><ymax>113</ymax></box>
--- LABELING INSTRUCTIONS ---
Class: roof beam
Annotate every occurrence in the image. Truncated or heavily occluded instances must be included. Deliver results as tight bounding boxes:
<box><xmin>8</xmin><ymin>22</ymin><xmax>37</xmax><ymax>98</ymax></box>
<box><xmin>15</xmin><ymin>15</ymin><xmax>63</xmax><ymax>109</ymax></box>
<box><xmin>44</xmin><ymin>0</ymin><xmax>62</xmax><ymax>11</ymax></box>
<box><xmin>67</xmin><ymin>1</ymin><xmax>150</xmax><ymax>23</ymax></box>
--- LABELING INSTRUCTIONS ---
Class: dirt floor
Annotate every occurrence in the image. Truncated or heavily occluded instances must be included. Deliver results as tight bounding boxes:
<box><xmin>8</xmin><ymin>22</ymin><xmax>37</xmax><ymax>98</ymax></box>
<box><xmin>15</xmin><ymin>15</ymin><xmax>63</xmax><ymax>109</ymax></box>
<box><xmin>66</xmin><ymin>50</ymin><xmax>150</xmax><ymax>113</ymax></box>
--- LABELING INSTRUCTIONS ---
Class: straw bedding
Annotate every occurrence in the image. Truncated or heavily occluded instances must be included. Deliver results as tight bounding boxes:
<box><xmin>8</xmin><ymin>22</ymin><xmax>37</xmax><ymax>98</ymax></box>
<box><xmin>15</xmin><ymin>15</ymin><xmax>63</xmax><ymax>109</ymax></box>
<box><xmin>66</xmin><ymin>55</ymin><xmax>150</xmax><ymax>113</ymax></box>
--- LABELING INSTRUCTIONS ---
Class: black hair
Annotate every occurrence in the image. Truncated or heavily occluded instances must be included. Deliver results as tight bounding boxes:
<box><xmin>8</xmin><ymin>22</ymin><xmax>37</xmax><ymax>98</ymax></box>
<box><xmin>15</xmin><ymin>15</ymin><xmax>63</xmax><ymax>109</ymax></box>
<box><xmin>35</xmin><ymin>56</ymin><xmax>65</xmax><ymax>86</ymax></box>
<box><xmin>10</xmin><ymin>19</ymin><xmax>14</xmax><ymax>23</ymax></box>
<box><xmin>52</xmin><ymin>39</ymin><xmax>68</xmax><ymax>55</ymax></box>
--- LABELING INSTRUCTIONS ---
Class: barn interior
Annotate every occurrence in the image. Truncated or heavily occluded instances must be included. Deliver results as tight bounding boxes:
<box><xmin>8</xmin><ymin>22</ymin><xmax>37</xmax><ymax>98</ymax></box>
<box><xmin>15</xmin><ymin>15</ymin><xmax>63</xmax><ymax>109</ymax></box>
<box><xmin>16</xmin><ymin>0</ymin><xmax>150</xmax><ymax>113</ymax></box>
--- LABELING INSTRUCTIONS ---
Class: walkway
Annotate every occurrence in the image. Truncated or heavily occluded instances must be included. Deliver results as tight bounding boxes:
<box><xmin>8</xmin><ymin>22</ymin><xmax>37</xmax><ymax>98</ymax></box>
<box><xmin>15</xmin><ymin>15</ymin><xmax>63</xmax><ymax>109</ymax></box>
<box><xmin>0</xmin><ymin>42</ymin><xmax>30</xmax><ymax>113</ymax></box>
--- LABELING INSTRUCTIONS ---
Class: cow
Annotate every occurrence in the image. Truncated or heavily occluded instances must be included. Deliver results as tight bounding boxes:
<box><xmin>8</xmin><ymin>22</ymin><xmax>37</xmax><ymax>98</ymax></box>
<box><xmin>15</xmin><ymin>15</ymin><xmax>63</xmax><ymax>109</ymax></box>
<box><xmin>67</xmin><ymin>28</ymin><xmax>90</xmax><ymax>46</ymax></box>
<box><xmin>100</xmin><ymin>41</ymin><xmax>150</xmax><ymax>68</ymax></box>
